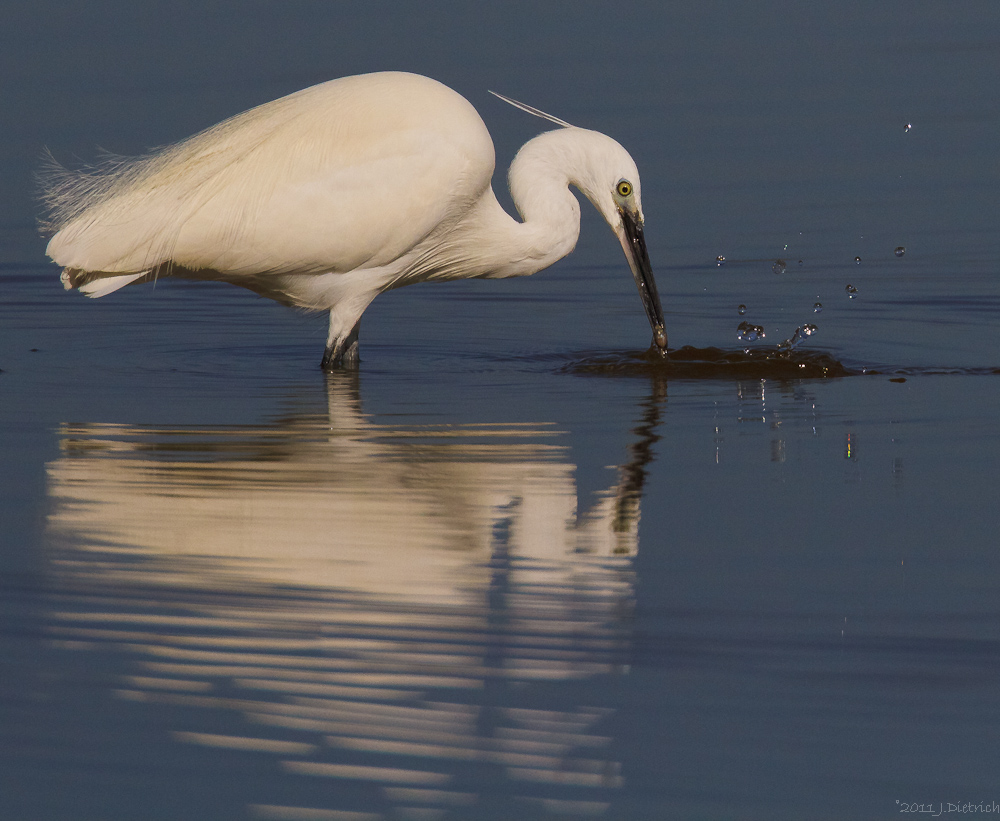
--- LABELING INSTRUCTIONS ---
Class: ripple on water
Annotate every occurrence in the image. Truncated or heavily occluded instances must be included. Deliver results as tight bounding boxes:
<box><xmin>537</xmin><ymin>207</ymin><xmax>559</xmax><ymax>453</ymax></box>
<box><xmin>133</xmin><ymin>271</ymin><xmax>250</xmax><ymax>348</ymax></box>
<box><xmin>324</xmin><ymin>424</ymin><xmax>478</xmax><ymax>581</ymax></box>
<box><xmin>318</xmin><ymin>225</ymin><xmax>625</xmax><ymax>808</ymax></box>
<box><xmin>554</xmin><ymin>348</ymin><xmax>1000</xmax><ymax>380</ymax></box>
<box><xmin>559</xmin><ymin>346</ymin><xmax>854</xmax><ymax>379</ymax></box>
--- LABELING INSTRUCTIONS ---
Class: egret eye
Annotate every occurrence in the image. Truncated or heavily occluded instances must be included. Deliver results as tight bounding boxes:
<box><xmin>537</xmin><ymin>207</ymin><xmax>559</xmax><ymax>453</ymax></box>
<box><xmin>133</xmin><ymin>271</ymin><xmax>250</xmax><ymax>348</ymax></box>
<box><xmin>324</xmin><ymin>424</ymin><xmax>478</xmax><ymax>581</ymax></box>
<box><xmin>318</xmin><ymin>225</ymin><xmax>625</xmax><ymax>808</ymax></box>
<box><xmin>616</xmin><ymin>180</ymin><xmax>633</xmax><ymax>198</ymax></box>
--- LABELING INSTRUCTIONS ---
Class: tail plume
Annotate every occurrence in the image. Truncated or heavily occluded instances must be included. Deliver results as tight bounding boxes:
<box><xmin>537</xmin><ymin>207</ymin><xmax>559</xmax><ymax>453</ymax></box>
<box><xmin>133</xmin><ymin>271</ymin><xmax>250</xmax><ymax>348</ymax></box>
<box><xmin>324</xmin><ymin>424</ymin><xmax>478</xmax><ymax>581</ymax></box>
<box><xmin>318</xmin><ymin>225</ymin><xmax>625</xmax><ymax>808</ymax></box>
<box><xmin>60</xmin><ymin>268</ymin><xmax>149</xmax><ymax>298</ymax></box>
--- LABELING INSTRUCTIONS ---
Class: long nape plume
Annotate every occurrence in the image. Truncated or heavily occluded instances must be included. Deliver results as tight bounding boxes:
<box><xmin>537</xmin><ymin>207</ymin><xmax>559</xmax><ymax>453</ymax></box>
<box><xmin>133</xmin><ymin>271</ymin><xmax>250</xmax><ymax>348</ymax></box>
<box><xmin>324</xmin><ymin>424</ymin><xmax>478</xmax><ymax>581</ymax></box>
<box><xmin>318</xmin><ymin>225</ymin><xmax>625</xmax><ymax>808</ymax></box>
<box><xmin>488</xmin><ymin>91</ymin><xmax>574</xmax><ymax>128</ymax></box>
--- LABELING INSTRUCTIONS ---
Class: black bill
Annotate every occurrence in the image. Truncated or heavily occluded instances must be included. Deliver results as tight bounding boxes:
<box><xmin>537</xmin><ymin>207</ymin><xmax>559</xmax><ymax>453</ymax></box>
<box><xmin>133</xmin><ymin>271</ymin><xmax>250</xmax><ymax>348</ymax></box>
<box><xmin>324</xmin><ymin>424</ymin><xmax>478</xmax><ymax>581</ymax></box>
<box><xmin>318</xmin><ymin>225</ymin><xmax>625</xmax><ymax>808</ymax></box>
<box><xmin>618</xmin><ymin>207</ymin><xmax>668</xmax><ymax>352</ymax></box>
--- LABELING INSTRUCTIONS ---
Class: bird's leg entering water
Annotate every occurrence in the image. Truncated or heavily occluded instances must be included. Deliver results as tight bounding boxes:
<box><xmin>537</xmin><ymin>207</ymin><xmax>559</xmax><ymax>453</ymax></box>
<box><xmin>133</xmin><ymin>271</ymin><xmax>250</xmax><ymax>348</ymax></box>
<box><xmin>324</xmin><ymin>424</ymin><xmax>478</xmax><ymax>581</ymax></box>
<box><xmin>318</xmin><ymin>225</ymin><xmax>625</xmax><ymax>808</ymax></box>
<box><xmin>321</xmin><ymin>291</ymin><xmax>380</xmax><ymax>370</ymax></box>
<box><xmin>321</xmin><ymin>320</ymin><xmax>360</xmax><ymax>370</ymax></box>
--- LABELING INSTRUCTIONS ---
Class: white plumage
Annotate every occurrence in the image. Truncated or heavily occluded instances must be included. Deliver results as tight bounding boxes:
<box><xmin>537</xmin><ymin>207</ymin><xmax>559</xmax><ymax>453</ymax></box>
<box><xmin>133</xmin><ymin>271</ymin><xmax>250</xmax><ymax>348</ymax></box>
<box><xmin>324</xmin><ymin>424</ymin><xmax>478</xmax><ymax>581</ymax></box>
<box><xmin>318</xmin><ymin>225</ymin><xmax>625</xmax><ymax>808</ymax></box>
<box><xmin>42</xmin><ymin>71</ymin><xmax>666</xmax><ymax>368</ymax></box>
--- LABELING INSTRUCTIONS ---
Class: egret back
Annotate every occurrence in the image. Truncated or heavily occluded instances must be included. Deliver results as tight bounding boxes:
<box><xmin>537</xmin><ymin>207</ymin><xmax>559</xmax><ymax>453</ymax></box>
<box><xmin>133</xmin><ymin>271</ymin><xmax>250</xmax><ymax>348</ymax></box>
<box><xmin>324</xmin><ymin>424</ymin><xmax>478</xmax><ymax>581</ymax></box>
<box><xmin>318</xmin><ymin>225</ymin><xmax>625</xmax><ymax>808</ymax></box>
<box><xmin>44</xmin><ymin>72</ymin><xmax>496</xmax><ymax>279</ymax></box>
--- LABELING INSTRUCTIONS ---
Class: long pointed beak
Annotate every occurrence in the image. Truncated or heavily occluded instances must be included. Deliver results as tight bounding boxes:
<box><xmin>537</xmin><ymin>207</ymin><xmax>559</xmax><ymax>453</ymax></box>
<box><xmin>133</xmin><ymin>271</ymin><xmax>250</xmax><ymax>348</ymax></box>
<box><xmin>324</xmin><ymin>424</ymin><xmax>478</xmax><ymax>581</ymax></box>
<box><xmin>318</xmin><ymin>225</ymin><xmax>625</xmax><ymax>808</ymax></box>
<box><xmin>617</xmin><ymin>207</ymin><xmax>668</xmax><ymax>352</ymax></box>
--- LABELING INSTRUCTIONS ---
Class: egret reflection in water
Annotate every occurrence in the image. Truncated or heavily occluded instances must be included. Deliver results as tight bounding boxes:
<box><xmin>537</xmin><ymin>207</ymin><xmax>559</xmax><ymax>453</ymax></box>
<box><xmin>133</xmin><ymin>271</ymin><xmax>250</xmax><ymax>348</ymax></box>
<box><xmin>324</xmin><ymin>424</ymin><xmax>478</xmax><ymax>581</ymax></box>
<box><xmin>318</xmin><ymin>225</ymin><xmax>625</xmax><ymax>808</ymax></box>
<box><xmin>45</xmin><ymin>374</ymin><xmax>664</xmax><ymax>818</ymax></box>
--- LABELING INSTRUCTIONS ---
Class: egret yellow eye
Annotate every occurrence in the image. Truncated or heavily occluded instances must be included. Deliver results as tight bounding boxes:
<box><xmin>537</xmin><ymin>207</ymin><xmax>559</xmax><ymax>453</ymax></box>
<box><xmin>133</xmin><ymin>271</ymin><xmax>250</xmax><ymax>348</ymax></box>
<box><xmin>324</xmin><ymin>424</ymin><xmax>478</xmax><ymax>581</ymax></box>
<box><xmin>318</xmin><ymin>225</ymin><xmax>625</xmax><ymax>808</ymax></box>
<box><xmin>616</xmin><ymin>180</ymin><xmax>633</xmax><ymax>198</ymax></box>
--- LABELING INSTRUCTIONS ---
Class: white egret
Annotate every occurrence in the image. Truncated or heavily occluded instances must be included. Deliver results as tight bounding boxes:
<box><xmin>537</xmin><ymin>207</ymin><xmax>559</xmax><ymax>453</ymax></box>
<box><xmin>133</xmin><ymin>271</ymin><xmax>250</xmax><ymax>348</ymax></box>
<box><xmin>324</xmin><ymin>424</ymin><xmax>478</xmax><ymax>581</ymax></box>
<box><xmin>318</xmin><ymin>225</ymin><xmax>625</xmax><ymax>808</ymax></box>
<box><xmin>41</xmin><ymin>71</ymin><xmax>667</xmax><ymax>369</ymax></box>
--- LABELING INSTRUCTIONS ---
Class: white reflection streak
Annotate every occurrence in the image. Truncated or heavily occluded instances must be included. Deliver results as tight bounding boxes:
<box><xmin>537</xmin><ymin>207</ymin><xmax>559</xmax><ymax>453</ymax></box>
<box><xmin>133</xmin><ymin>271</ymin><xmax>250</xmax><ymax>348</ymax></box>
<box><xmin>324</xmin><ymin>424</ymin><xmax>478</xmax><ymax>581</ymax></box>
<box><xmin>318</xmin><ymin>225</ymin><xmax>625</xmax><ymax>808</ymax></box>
<box><xmin>251</xmin><ymin>806</ymin><xmax>382</xmax><ymax>821</ymax></box>
<box><xmin>172</xmin><ymin>731</ymin><xmax>316</xmax><ymax>756</ymax></box>
<box><xmin>45</xmin><ymin>375</ymin><xmax>649</xmax><ymax>817</ymax></box>
<box><xmin>281</xmin><ymin>761</ymin><xmax>452</xmax><ymax>785</ymax></box>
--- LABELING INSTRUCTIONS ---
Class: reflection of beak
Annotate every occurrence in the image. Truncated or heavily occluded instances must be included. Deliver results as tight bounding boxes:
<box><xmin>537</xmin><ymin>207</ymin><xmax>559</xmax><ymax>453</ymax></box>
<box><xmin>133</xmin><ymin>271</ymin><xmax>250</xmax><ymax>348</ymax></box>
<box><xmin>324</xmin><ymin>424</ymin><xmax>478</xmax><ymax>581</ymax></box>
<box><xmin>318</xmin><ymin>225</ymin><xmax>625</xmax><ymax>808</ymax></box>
<box><xmin>617</xmin><ymin>206</ymin><xmax>668</xmax><ymax>352</ymax></box>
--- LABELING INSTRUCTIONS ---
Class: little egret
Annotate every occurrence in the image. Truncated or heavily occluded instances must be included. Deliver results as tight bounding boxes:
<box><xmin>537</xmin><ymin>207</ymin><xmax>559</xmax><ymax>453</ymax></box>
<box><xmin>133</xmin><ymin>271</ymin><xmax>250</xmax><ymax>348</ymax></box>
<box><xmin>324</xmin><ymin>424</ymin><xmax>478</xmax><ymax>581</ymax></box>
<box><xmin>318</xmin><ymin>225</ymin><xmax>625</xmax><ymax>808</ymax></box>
<box><xmin>41</xmin><ymin>71</ymin><xmax>667</xmax><ymax>369</ymax></box>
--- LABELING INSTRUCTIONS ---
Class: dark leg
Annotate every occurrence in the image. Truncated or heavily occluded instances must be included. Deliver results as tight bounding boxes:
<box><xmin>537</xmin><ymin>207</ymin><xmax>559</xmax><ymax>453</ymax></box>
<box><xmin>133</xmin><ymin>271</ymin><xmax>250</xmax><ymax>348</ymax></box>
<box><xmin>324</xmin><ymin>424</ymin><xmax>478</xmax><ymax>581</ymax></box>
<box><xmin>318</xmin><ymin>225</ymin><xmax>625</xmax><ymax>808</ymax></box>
<box><xmin>320</xmin><ymin>319</ymin><xmax>361</xmax><ymax>371</ymax></box>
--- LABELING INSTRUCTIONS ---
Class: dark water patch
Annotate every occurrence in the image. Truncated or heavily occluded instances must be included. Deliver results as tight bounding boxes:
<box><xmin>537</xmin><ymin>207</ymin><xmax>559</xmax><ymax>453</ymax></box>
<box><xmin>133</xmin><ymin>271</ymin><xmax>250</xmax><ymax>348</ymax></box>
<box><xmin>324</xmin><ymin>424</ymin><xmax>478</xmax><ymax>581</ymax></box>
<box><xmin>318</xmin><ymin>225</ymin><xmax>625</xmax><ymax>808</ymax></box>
<box><xmin>554</xmin><ymin>347</ymin><xmax>1000</xmax><ymax>380</ymax></box>
<box><xmin>558</xmin><ymin>346</ymin><xmax>855</xmax><ymax>379</ymax></box>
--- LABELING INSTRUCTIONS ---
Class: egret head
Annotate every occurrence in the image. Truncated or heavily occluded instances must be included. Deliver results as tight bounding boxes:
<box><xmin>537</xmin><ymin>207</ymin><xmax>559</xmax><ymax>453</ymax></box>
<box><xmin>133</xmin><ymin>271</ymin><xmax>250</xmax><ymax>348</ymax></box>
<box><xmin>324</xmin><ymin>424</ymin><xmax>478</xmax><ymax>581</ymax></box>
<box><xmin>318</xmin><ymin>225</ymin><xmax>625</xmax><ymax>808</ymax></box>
<box><xmin>565</xmin><ymin>129</ymin><xmax>667</xmax><ymax>353</ymax></box>
<box><xmin>493</xmin><ymin>91</ymin><xmax>668</xmax><ymax>352</ymax></box>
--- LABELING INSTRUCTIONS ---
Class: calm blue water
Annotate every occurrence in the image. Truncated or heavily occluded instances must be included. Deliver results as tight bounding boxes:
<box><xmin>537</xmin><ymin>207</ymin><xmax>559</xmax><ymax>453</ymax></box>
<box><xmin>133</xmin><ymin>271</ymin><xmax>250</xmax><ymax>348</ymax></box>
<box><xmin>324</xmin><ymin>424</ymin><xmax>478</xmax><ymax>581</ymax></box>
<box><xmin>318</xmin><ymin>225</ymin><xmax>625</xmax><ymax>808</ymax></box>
<box><xmin>3</xmin><ymin>3</ymin><xmax>1000</xmax><ymax>820</ymax></box>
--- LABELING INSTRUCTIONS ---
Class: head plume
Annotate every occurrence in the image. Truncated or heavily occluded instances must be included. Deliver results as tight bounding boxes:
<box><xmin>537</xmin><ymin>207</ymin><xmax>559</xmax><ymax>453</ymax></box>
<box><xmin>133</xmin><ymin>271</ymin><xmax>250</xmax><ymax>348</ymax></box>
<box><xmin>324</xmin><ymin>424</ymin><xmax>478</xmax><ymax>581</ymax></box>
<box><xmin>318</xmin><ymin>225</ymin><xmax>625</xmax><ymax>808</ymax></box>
<box><xmin>488</xmin><ymin>91</ymin><xmax>574</xmax><ymax>129</ymax></box>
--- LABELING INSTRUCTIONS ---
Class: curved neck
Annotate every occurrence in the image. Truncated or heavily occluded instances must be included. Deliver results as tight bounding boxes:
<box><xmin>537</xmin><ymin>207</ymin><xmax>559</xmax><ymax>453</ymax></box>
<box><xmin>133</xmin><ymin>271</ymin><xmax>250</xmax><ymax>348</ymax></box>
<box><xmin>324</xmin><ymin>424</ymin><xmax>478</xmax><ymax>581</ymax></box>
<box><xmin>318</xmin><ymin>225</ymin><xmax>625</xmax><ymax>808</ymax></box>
<box><xmin>449</xmin><ymin>130</ymin><xmax>585</xmax><ymax>281</ymax></box>
<box><xmin>411</xmin><ymin>129</ymin><xmax>604</xmax><ymax>283</ymax></box>
<box><xmin>503</xmin><ymin>130</ymin><xmax>584</xmax><ymax>275</ymax></box>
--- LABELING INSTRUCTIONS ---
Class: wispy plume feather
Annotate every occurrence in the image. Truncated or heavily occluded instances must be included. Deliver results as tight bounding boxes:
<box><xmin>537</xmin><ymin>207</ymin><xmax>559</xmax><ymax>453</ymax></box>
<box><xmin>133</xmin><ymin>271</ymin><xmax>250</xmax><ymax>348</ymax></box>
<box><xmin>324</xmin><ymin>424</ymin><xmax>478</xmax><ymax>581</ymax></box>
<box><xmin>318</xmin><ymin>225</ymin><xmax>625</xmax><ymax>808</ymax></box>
<box><xmin>488</xmin><ymin>91</ymin><xmax>575</xmax><ymax>129</ymax></box>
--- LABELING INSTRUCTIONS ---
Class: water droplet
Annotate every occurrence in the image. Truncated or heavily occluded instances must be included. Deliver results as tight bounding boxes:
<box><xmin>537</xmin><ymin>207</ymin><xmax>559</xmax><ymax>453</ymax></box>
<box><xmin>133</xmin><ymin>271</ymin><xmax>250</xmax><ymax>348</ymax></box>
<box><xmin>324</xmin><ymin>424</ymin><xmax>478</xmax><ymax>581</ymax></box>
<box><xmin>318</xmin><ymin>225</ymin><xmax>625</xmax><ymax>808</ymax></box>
<box><xmin>894</xmin><ymin>246</ymin><xmax>905</xmax><ymax>257</ymax></box>
<box><xmin>716</xmin><ymin>255</ymin><xmax>726</xmax><ymax>265</ymax></box>
<box><xmin>737</xmin><ymin>320</ymin><xmax>765</xmax><ymax>342</ymax></box>
<box><xmin>845</xmin><ymin>284</ymin><xmax>858</xmax><ymax>298</ymax></box>
<box><xmin>813</xmin><ymin>302</ymin><xmax>823</xmax><ymax>313</ymax></box>
<box><xmin>777</xmin><ymin>323</ymin><xmax>817</xmax><ymax>351</ymax></box>
<box><xmin>904</xmin><ymin>122</ymin><xmax>912</xmax><ymax>133</ymax></box>
<box><xmin>737</xmin><ymin>304</ymin><xmax>746</xmax><ymax>315</ymax></box>
<box><xmin>772</xmin><ymin>259</ymin><xmax>786</xmax><ymax>275</ymax></box>
<box><xmin>854</xmin><ymin>256</ymin><xmax>862</xmax><ymax>264</ymax></box>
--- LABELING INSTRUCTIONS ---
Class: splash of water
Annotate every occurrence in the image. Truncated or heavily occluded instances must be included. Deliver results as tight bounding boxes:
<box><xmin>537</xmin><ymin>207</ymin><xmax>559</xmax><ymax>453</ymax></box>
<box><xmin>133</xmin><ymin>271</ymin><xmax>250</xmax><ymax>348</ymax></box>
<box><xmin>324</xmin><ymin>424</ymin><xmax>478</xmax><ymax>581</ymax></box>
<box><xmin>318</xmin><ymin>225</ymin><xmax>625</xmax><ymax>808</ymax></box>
<box><xmin>778</xmin><ymin>323</ymin><xmax>818</xmax><ymax>351</ymax></box>
<box><xmin>737</xmin><ymin>320</ymin><xmax>766</xmax><ymax>342</ymax></box>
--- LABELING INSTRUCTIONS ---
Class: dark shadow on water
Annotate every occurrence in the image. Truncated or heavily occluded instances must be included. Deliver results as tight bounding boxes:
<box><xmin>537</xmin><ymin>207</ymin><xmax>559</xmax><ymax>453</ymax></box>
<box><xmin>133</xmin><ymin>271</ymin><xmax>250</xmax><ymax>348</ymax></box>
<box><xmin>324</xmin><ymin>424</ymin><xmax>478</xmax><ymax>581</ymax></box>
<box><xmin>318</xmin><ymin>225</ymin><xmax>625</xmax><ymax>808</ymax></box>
<box><xmin>560</xmin><ymin>346</ymin><xmax>854</xmax><ymax>379</ymax></box>
<box><xmin>555</xmin><ymin>346</ymin><xmax>1000</xmax><ymax>380</ymax></box>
